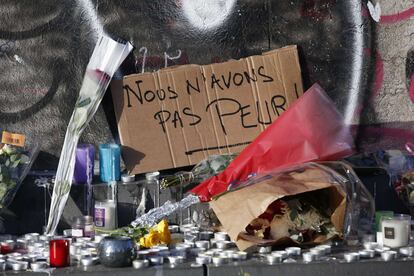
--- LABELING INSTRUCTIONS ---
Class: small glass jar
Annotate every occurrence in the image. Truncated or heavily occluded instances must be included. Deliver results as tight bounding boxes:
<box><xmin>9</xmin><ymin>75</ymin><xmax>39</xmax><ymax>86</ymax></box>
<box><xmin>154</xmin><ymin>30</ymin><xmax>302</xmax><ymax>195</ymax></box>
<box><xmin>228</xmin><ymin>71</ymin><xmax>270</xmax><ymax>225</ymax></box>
<box><xmin>72</xmin><ymin>216</ymin><xmax>85</xmax><ymax>238</ymax></box>
<box><xmin>72</xmin><ymin>216</ymin><xmax>95</xmax><ymax>238</ymax></box>
<box><xmin>381</xmin><ymin>214</ymin><xmax>411</xmax><ymax>248</ymax></box>
<box><xmin>83</xmin><ymin>216</ymin><xmax>95</xmax><ymax>238</ymax></box>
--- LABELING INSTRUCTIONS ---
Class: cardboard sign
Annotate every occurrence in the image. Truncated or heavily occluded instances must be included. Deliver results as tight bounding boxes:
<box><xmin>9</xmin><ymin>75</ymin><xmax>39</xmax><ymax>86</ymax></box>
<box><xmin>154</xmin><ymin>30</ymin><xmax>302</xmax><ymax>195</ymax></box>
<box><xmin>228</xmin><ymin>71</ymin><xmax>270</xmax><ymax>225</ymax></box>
<box><xmin>111</xmin><ymin>45</ymin><xmax>303</xmax><ymax>174</ymax></box>
<box><xmin>1</xmin><ymin>131</ymin><xmax>26</xmax><ymax>148</ymax></box>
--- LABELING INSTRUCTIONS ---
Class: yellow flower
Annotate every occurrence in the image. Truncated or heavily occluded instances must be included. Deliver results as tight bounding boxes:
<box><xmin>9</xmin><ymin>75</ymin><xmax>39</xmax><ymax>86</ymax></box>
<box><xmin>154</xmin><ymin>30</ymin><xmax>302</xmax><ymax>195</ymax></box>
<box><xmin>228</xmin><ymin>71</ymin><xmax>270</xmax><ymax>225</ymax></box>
<box><xmin>140</xmin><ymin>229</ymin><xmax>160</xmax><ymax>248</ymax></box>
<box><xmin>157</xmin><ymin>220</ymin><xmax>171</xmax><ymax>244</ymax></box>
<box><xmin>139</xmin><ymin>220</ymin><xmax>172</xmax><ymax>248</ymax></box>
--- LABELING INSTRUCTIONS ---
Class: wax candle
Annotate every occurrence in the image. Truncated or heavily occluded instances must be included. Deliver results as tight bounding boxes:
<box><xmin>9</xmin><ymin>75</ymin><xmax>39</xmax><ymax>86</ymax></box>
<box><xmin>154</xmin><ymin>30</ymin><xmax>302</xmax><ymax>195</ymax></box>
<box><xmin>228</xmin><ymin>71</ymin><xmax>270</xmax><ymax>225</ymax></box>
<box><xmin>381</xmin><ymin>214</ymin><xmax>411</xmax><ymax>248</ymax></box>
<box><xmin>94</xmin><ymin>200</ymin><xmax>117</xmax><ymax>230</ymax></box>
<box><xmin>49</xmin><ymin>239</ymin><xmax>70</xmax><ymax>267</ymax></box>
<box><xmin>99</xmin><ymin>144</ymin><xmax>120</xmax><ymax>183</ymax></box>
<box><xmin>375</xmin><ymin>211</ymin><xmax>393</xmax><ymax>232</ymax></box>
<box><xmin>73</xmin><ymin>144</ymin><xmax>95</xmax><ymax>185</ymax></box>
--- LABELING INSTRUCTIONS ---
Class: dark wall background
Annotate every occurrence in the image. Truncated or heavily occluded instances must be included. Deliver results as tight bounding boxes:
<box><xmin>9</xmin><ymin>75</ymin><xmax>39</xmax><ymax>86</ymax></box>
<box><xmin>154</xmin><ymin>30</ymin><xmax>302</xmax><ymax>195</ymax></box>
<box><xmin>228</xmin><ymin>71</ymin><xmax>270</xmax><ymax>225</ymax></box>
<box><xmin>9</xmin><ymin>0</ymin><xmax>414</xmax><ymax>233</ymax></box>
<box><xmin>0</xmin><ymin>0</ymin><xmax>372</xmax><ymax>171</ymax></box>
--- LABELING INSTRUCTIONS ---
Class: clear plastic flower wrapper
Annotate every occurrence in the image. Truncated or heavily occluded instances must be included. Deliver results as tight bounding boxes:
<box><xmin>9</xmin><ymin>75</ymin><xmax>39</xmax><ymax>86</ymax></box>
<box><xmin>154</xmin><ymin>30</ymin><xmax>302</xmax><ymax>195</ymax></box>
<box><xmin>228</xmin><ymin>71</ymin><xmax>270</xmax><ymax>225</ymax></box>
<box><xmin>209</xmin><ymin>162</ymin><xmax>374</xmax><ymax>251</ymax></box>
<box><xmin>160</xmin><ymin>153</ymin><xmax>237</xmax><ymax>190</ymax></box>
<box><xmin>131</xmin><ymin>194</ymin><xmax>200</xmax><ymax>228</ymax></box>
<box><xmin>191</xmin><ymin>84</ymin><xmax>355</xmax><ymax>202</ymax></box>
<box><xmin>45</xmin><ymin>36</ymin><xmax>133</xmax><ymax>235</ymax></box>
<box><xmin>347</xmin><ymin>149</ymin><xmax>414</xmax><ymax>215</ymax></box>
<box><xmin>0</xmin><ymin>131</ymin><xmax>39</xmax><ymax>208</ymax></box>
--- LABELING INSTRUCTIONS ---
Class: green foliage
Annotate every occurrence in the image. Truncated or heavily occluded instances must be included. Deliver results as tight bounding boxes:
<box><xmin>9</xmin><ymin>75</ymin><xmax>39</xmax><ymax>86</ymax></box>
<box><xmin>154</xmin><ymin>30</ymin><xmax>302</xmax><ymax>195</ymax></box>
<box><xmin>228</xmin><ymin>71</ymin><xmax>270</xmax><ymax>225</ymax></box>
<box><xmin>96</xmin><ymin>225</ymin><xmax>149</xmax><ymax>244</ymax></box>
<box><xmin>0</xmin><ymin>144</ymin><xmax>28</xmax><ymax>207</ymax></box>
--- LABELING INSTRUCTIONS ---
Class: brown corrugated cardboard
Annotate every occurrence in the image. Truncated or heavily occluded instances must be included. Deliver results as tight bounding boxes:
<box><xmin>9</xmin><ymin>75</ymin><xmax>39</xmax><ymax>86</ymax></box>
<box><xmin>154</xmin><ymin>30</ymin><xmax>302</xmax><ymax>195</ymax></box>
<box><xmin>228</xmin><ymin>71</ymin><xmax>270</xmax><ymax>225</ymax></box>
<box><xmin>111</xmin><ymin>45</ymin><xmax>303</xmax><ymax>174</ymax></box>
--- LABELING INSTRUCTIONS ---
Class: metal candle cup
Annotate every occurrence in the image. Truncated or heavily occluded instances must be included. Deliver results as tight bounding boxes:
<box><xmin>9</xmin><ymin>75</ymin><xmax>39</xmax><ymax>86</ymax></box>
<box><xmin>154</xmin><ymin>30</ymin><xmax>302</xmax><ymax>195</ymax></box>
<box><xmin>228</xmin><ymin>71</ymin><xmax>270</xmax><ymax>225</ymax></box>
<box><xmin>212</xmin><ymin>256</ymin><xmax>227</xmax><ymax>266</ymax></box>
<box><xmin>195</xmin><ymin>241</ymin><xmax>210</xmax><ymax>250</ymax></box>
<box><xmin>214</xmin><ymin>232</ymin><xmax>229</xmax><ymax>241</ymax></box>
<box><xmin>149</xmin><ymin>256</ymin><xmax>164</xmax><ymax>266</ymax></box>
<box><xmin>196</xmin><ymin>256</ymin><xmax>211</xmax><ymax>265</ymax></box>
<box><xmin>302</xmin><ymin>252</ymin><xmax>315</xmax><ymax>263</ymax></box>
<box><xmin>10</xmin><ymin>261</ymin><xmax>28</xmax><ymax>271</ymax></box>
<box><xmin>285</xmin><ymin>247</ymin><xmax>301</xmax><ymax>256</ymax></box>
<box><xmin>363</xmin><ymin>242</ymin><xmax>379</xmax><ymax>250</ymax></box>
<box><xmin>344</xmin><ymin>253</ymin><xmax>360</xmax><ymax>263</ymax></box>
<box><xmin>400</xmin><ymin>247</ymin><xmax>414</xmax><ymax>257</ymax></box>
<box><xmin>258</xmin><ymin>246</ymin><xmax>272</xmax><ymax>254</ymax></box>
<box><xmin>30</xmin><ymin>261</ymin><xmax>47</xmax><ymax>272</ymax></box>
<box><xmin>267</xmin><ymin>254</ymin><xmax>283</xmax><ymax>264</ymax></box>
<box><xmin>272</xmin><ymin>250</ymin><xmax>288</xmax><ymax>259</ymax></box>
<box><xmin>168</xmin><ymin>256</ymin><xmax>184</xmax><ymax>265</ymax></box>
<box><xmin>232</xmin><ymin>251</ymin><xmax>248</xmax><ymax>261</ymax></box>
<box><xmin>381</xmin><ymin>250</ymin><xmax>397</xmax><ymax>261</ymax></box>
<box><xmin>133</xmin><ymin>259</ymin><xmax>149</xmax><ymax>269</ymax></box>
<box><xmin>359</xmin><ymin>250</ymin><xmax>375</xmax><ymax>259</ymax></box>
<box><xmin>49</xmin><ymin>239</ymin><xmax>70</xmax><ymax>268</ymax></box>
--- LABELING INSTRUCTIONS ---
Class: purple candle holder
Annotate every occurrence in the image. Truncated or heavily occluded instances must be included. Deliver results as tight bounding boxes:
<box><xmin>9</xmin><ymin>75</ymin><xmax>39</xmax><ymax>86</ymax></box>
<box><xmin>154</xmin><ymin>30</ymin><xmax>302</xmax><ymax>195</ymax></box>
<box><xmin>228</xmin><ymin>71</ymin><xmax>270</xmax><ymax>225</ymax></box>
<box><xmin>74</xmin><ymin>144</ymin><xmax>95</xmax><ymax>185</ymax></box>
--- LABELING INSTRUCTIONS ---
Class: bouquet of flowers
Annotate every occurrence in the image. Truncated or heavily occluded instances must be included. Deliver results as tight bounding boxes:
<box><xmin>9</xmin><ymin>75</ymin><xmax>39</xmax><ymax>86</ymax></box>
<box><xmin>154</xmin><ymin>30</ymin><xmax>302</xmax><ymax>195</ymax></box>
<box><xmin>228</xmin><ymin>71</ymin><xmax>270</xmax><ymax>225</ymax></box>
<box><xmin>0</xmin><ymin>138</ymin><xmax>39</xmax><ymax>208</ymax></box>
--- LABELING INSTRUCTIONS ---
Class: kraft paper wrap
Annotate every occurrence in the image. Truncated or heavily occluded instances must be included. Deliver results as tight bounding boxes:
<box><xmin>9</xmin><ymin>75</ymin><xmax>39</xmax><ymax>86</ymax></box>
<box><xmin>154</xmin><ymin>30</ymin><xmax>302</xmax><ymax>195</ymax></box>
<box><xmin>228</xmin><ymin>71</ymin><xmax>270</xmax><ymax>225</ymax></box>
<box><xmin>210</xmin><ymin>167</ymin><xmax>346</xmax><ymax>251</ymax></box>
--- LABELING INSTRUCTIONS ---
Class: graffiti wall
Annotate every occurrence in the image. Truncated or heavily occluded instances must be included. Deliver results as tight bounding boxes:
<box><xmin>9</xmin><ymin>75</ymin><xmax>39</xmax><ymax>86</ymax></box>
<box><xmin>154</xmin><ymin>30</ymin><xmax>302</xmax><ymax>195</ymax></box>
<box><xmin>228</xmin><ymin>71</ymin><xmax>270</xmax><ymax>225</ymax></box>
<box><xmin>0</xmin><ymin>0</ymin><xmax>413</xmax><ymax>168</ymax></box>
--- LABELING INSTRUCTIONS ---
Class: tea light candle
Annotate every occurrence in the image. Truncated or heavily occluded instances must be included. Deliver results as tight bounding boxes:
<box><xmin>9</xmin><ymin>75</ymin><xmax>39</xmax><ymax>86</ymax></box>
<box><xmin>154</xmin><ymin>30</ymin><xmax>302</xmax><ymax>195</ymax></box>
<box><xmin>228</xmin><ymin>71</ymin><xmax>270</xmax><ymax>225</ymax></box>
<box><xmin>381</xmin><ymin>214</ymin><xmax>411</xmax><ymax>248</ymax></box>
<box><xmin>359</xmin><ymin>250</ymin><xmax>375</xmax><ymax>259</ymax></box>
<box><xmin>302</xmin><ymin>252</ymin><xmax>316</xmax><ymax>263</ymax></box>
<box><xmin>258</xmin><ymin>246</ymin><xmax>272</xmax><ymax>254</ymax></box>
<box><xmin>381</xmin><ymin>250</ymin><xmax>397</xmax><ymax>261</ymax></box>
<box><xmin>196</xmin><ymin>256</ymin><xmax>211</xmax><ymax>265</ymax></box>
<box><xmin>214</xmin><ymin>232</ymin><xmax>230</xmax><ymax>241</ymax></box>
<box><xmin>399</xmin><ymin>247</ymin><xmax>414</xmax><ymax>257</ymax></box>
<box><xmin>212</xmin><ymin>256</ymin><xmax>227</xmax><ymax>266</ymax></box>
<box><xmin>149</xmin><ymin>256</ymin><xmax>164</xmax><ymax>266</ymax></box>
<box><xmin>272</xmin><ymin>250</ymin><xmax>288</xmax><ymax>259</ymax></box>
<box><xmin>94</xmin><ymin>200</ymin><xmax>117</xmax><ymax>230</ymax></box>
<box><xmin>344</xmin><ymin>252</ymin><xmax>360</xmax><ymax>263</ymax></box>
<box><xmin>363</xmin><ymin>242</ymin><xmax>379</xmax><ymax>250</ymax></box>
<box><xmin>232</xmin><ymin>251</ymin><xmax>248</xmax><ymax>261</ymax></box>
<box><xmin>285</xmin><ymin>247</ymin><xmax>301</xmax><ymax>256</ymax></box>
<box><xmin>133</xmin><ymin>259</ymin><xmax>149</xmax><ymax>269</ymax></box>
<box><xmin>266</xmin><ymin>254</ymin><xmax>283</xmax><ymax>264</ymax></box>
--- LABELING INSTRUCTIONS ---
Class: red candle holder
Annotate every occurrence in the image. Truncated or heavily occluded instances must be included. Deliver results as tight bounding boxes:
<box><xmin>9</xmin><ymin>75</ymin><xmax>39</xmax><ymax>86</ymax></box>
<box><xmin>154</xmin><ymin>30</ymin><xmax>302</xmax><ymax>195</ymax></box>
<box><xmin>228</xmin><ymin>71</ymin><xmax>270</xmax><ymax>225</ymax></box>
<box><xmin>49</xmin><ymin>239</ymin><xmax>70</xmax><ymax>267</ymax></box>
<box><xmin>0</xmin><ymin>242</ymin><xmax>13</xmax><ymax>254</ymax></box>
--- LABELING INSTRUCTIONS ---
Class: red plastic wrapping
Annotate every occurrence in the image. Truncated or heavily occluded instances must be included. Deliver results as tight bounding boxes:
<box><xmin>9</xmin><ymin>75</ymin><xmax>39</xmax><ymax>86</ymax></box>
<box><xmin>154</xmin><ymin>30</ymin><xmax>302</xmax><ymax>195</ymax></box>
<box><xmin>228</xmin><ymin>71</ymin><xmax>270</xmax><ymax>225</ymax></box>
<box><xmin>191</xmin><ymin>84</ymin><xmax>354</xmax><ymax>202</ymax></box>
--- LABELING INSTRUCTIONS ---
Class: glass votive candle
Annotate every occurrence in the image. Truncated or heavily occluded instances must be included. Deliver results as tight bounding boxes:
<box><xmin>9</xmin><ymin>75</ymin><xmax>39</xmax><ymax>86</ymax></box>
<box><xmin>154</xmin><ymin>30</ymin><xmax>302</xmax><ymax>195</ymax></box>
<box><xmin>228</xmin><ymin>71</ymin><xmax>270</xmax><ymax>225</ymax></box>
<box><xmin>99</xmin><ymin>144</ymin><xmax>121</xmax><ymax>183</ymax></box>
<box><xmin>49</xmin><ymin>239</ymin><xmax>70</xmax><ymax>267</ymax></box>
<box><xmin>381</xmin><ymin>214</ymin><xmax>411</xmax><ymax>248</ymax></box>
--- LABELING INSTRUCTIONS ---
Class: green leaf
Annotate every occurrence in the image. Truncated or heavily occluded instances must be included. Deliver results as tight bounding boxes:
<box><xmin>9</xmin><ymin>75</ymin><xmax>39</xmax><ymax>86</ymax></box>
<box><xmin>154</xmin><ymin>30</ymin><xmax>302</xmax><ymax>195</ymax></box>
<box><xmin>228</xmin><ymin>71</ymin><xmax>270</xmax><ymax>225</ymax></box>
<box><xmin>5</xmin><ymin>160</ymin><xmax>9</xmax><ymax>167</ymax></box>
<box><xmin>76</xmin><ymin>97</ymin><xmax>91</xmax><ymax>108</ymax></box>
<box><xmin>10</xmin><ymin>155</ymin><xmax>17</xmax><ymax>162</ymax></box>
<box><xmin>11</xmin><ymin>160</ymin><xmax>20</xmax><ymax>168</ymax></box>
<box><xmin>289</xmin><ymin>208</ymin><xmax>298</xmax><ymax>221</ymax></box>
